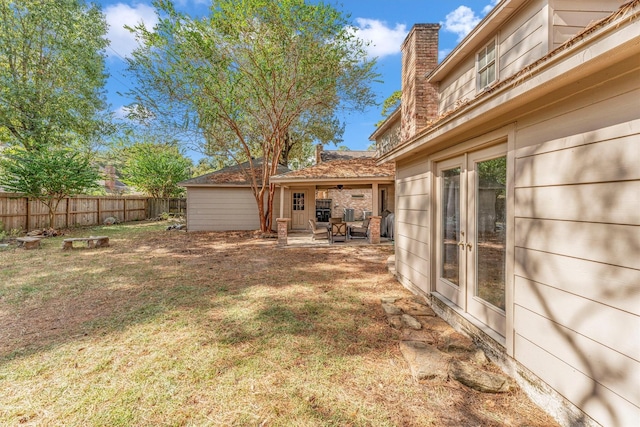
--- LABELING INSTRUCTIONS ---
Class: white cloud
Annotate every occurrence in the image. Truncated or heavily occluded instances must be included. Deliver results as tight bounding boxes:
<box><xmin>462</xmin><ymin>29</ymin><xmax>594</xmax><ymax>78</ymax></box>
<box><xmin>438</xmin><ymin>48</ymin><xmax>452</xmax><ymax>62</ymax></box>
<box><xmin>113</xmin><ymin>105</ymin><xmax>131</xmax><ymax>119</ymax></box>
<box><xmin>443</xmin><ymin>1</ymin><xmax>500</xmax><ymax>42</ymax></box>
<box><xmin>104</xmin><ymin>3</ymin><xmax>158</xmax><ymax>58</ymax></box>
<box><xmin>483</xmin><ymin>0</ymin><xmax>500</xmax><ymax>15</ymax></box>
<box><xmin>443</xmin><ymin>6</ymin><xmax>481</xmax><ymax>42</ymax></box>
<box><xmin>352</xmin><ymin>18</ymin><xmax>408</xmax><ymax>60</ymax></box>
<box><xmin>173</xmin><ymin>0</ymin><xmax>210</xmax><ymax>6</ymax></box>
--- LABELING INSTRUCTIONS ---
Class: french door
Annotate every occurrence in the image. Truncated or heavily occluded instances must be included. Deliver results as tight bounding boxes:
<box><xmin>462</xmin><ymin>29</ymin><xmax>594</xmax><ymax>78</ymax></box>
<box><xmin>435</xmin><ymin>145</ymin><xmax>507</xmax><ymax>336</ymax></box>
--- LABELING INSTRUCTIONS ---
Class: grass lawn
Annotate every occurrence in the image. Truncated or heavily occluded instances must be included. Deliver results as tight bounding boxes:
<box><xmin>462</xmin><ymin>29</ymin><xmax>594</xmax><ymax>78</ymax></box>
<box><xmin>0</xmin><ymin>221</ymin><xmax>557</xmax><ymax>426</ymax></box>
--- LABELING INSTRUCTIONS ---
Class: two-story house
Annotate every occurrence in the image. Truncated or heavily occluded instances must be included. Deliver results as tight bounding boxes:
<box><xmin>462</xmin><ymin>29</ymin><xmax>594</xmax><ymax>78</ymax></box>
<box><xmin>370</xmin><ymin>1</ymin><xmax>639</xmax><ymax>426</ymax></box>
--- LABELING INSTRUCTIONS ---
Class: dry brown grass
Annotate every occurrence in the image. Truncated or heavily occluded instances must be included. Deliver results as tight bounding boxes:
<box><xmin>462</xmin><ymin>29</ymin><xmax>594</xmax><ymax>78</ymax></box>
<box><xmin>0</xmin><ymin>221</ymin><xmax>558</xmax><ymax>426</ymax></box>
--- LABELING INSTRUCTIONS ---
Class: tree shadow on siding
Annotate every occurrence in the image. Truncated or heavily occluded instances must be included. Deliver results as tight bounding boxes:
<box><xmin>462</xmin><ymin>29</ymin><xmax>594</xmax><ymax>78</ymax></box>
<box><xmin>514</xmin><ymin>135</ymin><xmax>639</xmax><ymax>427</ymax></box>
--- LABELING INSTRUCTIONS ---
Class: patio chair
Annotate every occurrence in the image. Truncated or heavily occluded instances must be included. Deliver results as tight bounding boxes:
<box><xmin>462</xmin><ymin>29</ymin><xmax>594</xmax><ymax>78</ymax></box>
<box><xmin>309</xmin><ymin>219</ymin><xmax>328</xmax><ymax>241</ymax></box>
<box><xmin>349</xmin><ymin>218</ymin><xmax>370</xmax><ymax>239</ymax></box>
<box><xmin>330</xmin><ymin>222</ymin><xmax>347</xmax><ymax>243</ymax></box>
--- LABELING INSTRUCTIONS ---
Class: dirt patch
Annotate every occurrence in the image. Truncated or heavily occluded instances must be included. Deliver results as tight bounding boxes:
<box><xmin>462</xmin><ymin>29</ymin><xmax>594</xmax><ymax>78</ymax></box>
<box><xmin>0</xmin><ymin>222</ymin><xmax>559</xmax><ymax>426</ymax></box>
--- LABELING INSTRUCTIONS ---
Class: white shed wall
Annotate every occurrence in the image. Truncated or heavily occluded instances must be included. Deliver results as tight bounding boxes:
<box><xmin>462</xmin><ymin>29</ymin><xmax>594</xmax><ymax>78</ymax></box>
<box><xmin>186</xmin><ymin>187</ymin><xmax>281</xmax><ymax>231</ymax></box>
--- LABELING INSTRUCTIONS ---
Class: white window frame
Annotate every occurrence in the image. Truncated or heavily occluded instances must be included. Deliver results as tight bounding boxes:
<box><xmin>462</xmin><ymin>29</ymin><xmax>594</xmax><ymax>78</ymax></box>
<box><xmin>476</xmin><ymin>38</ymin><xmax>497</xmax><ymax>92</ymax></box>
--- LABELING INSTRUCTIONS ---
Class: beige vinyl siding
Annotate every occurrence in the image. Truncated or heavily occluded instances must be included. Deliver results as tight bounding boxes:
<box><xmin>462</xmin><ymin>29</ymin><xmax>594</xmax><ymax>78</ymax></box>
<box><xmin>439</xmin><ymin>56</ymin><xmax>475</xmax><ymax>115</ymax></box>
<box><xmin>550</xmin><ymin>0</ymin><xmax>626</xmax><ymax>49</ymax></box>
<box><xmin>395</xmin><ymin>156</ymin><xmax>431</xmax><ymax>294</ymax></box>
<box><xmin>186</xmin><ymin>187</ymin><xmax>282</xmax><ymax>231</ymax></box>
<box><xmin>439</xmin><ymin>0</ymin><xmax>547</xmax><ymax>114</ymax></box>
<box><xmin>498</xmin><ymin>0</ymin><xmax>547</xmax><ymax>79</ymax></box>
<box><xmin>512</xmin><ymin>67</ymin><xmax>640</xmax><ymax>427</ymax></box>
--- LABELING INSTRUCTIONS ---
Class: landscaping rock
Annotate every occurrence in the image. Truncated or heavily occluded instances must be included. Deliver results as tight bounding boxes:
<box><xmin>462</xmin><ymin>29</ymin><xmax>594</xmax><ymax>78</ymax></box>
<box><xmin>449</xmin><ymin>360</ymin><xmax>512</xmax><ymax>393</ymax></box>
<box><xmin>401</xmin><ymin>328</ymin><xmax>436</xmax><ymax>345</ymax></box>
<box><xmin>394</xmin><ymin>298</ymin><xmax>435</xmax><ymax>316</ymax></box>
<box><xmin>380</xmin><ymin>297</ymin><xmax>398</xmax><ymax>304</ymax></box>
<box><xmin>402</xmin><ymin>314</ymin><xmax>422</xmax><ymax>330</ymax></box>
<box><xmin>472</xmin><ymin>349</ymin><xmax>489</xmax><ymax>365</ymax></box>
<box><xmin>381</xmin><ymin>302</ymin><xmax>402</xmax><ymax>315</ymax></box>
<box><xmin>400</xmin><ymin>341</ymin><xmax>450</xmax><ymax>380</ymax></box>
<box><xmin>387</xmin><ymin>315</ymin><xmax>403</xmax><ymax>329</ymax></box>
<box><xmin>166</xmin><ymin>223</ymin><xmax>187</xmax><ymax>231</ymax></box>
<box><xmin>439</xmin><ymin>331</ymin><xmax>476</xmax><ymax>353</ymax></box>
<box><xmin>103</xmin><ymin>216</ymin><xmax>118</xmax><ymax>225</ymax></box>
<box><xmin>419</xmin><ymin>315</ymin><xmax>455</xmax><ymax>335</ymax></box>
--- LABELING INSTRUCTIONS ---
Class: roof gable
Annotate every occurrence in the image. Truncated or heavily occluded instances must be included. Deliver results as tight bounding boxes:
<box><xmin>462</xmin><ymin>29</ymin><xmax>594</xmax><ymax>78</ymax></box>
<box><xmin>180</xmin><ymin>159</ymin><xmax>290</xmax><ymax>187</ymax></box>
<box><xmin>271</xmin><ymin>157</ymin><xmax>394</xmax><ymax>183</ymax></box>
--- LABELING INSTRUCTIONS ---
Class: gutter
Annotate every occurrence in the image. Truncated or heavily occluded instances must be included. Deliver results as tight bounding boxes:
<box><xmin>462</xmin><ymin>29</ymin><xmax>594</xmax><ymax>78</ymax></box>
<box><xmin>377</xmin><ymin>2</ymin><xmax>640</xmax><ymax>164</ymax></box>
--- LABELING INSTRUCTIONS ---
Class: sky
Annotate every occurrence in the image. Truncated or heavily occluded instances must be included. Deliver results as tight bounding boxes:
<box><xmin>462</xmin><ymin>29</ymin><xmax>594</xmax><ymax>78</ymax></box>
<box><xmin>96</xmin><ymin>0</ymin><xmax>499</xmax><ymax>161</ymax></box>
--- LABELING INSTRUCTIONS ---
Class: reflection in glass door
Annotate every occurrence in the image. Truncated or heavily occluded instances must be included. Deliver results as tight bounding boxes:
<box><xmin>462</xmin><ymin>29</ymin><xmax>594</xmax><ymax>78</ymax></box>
<box><xmin>474</xmin><ymin>156</ymin><xmax>506</xmax><ymax>310</ymax></box>
<box><xmin>435</xmin><ymin>158</ymin><xmax>466</xmax><ymax>308</ymax></box>
<box><xmin>467</xmin><ymin>152</ymin><xmax>506</xmax><ymax>334</ymax></box>
<box><xmin>436</xmin><ymin>146</ymin><xmax>507</xmax><ymax>337</ymax></box>
<box><xmin>441</xmin><ymin>168</ymin><xmax>461</xmax><ymax>286</ymax></box>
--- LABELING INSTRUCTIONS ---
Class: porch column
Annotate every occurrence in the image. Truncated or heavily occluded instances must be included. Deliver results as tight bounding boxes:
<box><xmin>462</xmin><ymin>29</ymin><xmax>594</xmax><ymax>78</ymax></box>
<box><xmin>276</xmin><ymin>218</ymin><xmax>290</xmax><ymax>246</ymax></box>
<box><xmin>372</xmin><ymin>182</ymin><xmax>379</xmax><ymax>216</ymax></box>
<box><xmin>368</xmin><ymin>216</ymin><xmax>381</xmax><ymax>244</ymax></box>
<box><xmin>279</xmin><ymin>185</ymin><xmax>285</xmax><ymax>219</ymax></box>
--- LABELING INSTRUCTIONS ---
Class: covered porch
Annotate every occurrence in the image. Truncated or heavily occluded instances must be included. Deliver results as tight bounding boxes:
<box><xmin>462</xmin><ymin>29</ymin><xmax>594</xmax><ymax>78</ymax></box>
<box><xmin>269</xmin><ymin>153</ymin><xmax>396</xmax><ymax>236</ymax></box>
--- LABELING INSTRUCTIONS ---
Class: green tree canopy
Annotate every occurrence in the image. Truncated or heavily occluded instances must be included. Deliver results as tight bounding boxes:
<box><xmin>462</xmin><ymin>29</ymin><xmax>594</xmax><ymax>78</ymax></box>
<box><xmin>120</xmin><ymin>142</ymin><xmax>192</xmax><ymax>199</ymax></box>
<box><xmin>0</xmin><ymin>146</ymin><xmax>101</xmax><ymax>228</ymax></box>
<box><xmin>0</xmin><ymin>0</ymin><xmax>109</xmax><ymax>151</ymax></box>
<box><xmin>127</xmin><ymin>0</ymin><xmax>379</xmax><ymax>231</ymax></box>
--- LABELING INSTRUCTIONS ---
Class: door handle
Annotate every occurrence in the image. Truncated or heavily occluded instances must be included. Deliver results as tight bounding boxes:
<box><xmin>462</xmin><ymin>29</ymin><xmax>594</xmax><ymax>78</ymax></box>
<box><xmin>467</xmin><ymin>243</ymin><xmax>472</xmax><ymax>251</ymax></box>
<box><xmin>458</xmin><ymin>241</ymin><xmax>465</xmax><ymax>248</ymax></box>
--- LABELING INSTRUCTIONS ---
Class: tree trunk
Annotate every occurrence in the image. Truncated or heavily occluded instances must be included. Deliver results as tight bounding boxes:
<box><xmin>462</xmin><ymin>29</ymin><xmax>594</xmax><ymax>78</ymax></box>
<box><xmin>266</xmin><ymin>183</ymin><xmax>276</xmax><ymax>231</ymax></box>
<box><xmin>46</xmin><ymin>198</ymin><xmax>62</xmax><ymax>229</ymax></box>
<box><xmin>279</xmin><ymin>132</ymin><xmax>292</xmax><ymax>167</ymax></box>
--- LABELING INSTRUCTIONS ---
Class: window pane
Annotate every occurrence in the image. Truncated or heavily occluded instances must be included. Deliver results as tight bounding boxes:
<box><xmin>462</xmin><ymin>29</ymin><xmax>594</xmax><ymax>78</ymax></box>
<box><xmin>293</xmin><ymin>193</ymin><xmax>305</xmax><ymax>211</ymax></box>
<box><xmin>475</xmin><ymin>156</ymin><xmax>506</xmax><ymax>310</ymax></box>
<box><xmin>479</xmin><ymin>69</ymin><xmax>487</xmax><ymax>88</ymax></box>
<box><xmin>487</xmin><ymin>42</ymin><xmax>495</xmax><ymax>62</ymax></box>
<box><xmin>478</xmin><ymin>50</ymin><xmax>487</xmax><ymax>68</ymax></box>
<box><xmin>441</xmin><ymin>168</ymin><xmax>461</xmax><ymax>286</ymax></box>
<box><xmin>487</xmin><ymin>63</ymin><xmax>495</xmax><ymax>84</ymax></box>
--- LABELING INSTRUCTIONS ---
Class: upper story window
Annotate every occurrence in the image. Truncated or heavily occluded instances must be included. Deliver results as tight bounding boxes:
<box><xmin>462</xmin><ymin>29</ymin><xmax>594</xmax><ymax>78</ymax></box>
<box><xmin>477</xmin><ymin>39</ymin><xmax>497</xmax><ymax>91</ymax></box>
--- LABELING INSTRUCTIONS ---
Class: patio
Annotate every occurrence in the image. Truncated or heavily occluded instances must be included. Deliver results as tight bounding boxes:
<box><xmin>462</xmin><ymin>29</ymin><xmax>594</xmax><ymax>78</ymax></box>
<box><xmin>281</xmin><ymin>223</ymin><xmax>394</xmax><ymax>248</ymax></box>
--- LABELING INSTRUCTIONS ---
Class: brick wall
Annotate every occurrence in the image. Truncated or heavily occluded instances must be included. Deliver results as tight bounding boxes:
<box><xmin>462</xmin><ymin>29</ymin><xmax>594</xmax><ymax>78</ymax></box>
<box><xmin>401</xmin><ymin>24</ymin><xmax>440</xmax><ymax>142</ymax></box>
<box><xmin>325</xmin><ymin>189</ymin><xmax>372</xmax><ymax>221</ymax></box>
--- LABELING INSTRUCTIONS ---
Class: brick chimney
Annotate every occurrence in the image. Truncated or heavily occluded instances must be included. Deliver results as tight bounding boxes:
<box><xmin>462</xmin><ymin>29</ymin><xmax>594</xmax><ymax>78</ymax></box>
<box><xmin>401</xmin><ymin>24</ymin><xmax>440</xmax><ymax>142</ymax></box>
<box><xmin>104</xmin><ymin>165</ymin><xmax>116</xmax><ymax>192</ymax></box>
<box><xmin>315</xmin><ymin>144</ymin><xmax>323</xmax><ymax>164</ymax></box>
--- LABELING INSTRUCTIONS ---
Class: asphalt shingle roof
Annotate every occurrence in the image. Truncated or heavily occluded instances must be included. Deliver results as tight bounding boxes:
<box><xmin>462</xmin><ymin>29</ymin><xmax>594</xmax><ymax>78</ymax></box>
<box><xmin>272</xmin><ymin>157</ymin><xmax>394</xmax><ymax>181</ymax></box>
<box><xmin>180</xmin><ymin>159</ymin><xmax>290</xmax><ymax>186</ymax></box>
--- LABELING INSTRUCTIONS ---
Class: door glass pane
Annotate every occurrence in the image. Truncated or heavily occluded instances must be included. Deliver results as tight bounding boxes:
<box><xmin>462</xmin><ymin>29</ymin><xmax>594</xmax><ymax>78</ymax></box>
<box><xmin>441</xmin><ymin>167</ymin><xmax>461</xmax><ymax>285</ymax></box>
<box><xmin>293</xmin><ymin>193</ymin><xmax>304</xmax><ymax>211</ymax></box>
<box><xmin>476</xmin><ymin>156</ymin><xmax>506</xmax><ymax>310</ymax></box>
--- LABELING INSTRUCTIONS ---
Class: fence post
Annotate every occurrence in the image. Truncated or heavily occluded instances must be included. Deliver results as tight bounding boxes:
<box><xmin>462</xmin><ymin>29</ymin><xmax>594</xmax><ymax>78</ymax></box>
<box><xmin>66</xmin><ymin>198</ymin><xmax>70</xmax><ymax>228</ymax></box>
<box><xmin>25</xmin><ymin>197</ymin><xmax>30</xmax><ymax>232</ymax></box>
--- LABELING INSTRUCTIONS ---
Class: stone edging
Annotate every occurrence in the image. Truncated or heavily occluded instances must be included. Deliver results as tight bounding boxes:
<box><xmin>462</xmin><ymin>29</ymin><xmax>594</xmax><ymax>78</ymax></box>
<box><xmin>382</xmin><ymin>296</ymin><xmax>512</xmax><ymax>393</ymax></box>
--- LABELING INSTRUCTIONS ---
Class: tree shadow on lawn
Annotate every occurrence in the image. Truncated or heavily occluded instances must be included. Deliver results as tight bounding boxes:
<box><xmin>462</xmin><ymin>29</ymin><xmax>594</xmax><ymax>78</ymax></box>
<box><xmin>0</xmin><ymin>229</ymin><xmax>400</xmax><ymax>364</ymax></box>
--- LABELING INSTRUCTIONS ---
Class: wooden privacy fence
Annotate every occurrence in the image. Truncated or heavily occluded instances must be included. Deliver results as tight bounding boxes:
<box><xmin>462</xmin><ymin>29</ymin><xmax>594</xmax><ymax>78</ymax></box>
<box><xmin>148</xmin><ymin>198</ymin><xmax>187</xmax><ymax>218</ymax></box>
<box><xmin>0</xmin><ymin>193</ymin><xmax>186</xmax><ymax>232</ymax></box>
